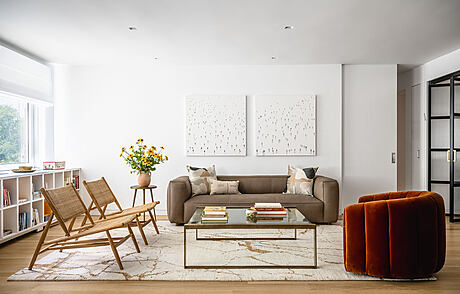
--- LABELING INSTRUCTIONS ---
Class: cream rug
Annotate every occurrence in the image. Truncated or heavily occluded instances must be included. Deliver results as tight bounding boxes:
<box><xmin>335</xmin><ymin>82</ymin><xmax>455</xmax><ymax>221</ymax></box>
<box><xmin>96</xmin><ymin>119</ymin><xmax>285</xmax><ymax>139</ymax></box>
<box><xmin>9</xmin><ymin>222</ymin><xmax>434</xmax><ymax>281</ymax></box>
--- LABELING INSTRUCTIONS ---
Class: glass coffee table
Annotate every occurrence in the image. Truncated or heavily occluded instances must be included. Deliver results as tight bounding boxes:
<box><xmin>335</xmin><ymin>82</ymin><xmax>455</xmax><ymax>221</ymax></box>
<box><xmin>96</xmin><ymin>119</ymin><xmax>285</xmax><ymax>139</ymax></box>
<box><xmin>184</xmin><ymin>207</ymin><xmax>317</xmax><ymax>269</ymax></box>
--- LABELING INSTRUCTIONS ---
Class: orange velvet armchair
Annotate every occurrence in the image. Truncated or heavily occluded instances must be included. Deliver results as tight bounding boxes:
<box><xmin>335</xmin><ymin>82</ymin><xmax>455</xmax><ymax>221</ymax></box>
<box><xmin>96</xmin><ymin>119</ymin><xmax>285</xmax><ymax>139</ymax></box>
<box><xmin>343</xmin><ymin>191</ymin><xmax>446</xmax><ymax>279</ymax></box>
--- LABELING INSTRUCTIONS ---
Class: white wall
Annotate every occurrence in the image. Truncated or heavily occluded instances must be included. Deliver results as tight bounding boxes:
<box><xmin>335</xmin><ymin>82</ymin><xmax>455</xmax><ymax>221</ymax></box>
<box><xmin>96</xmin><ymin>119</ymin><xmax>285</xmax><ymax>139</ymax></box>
<box><xmin>342</xmin><ymin>65</ymin><xmax>398</xmax><ymax>208</ymax></box>
<box><xmin>53</xmin><ymin>64</ymin><xmax>342</xmax><ymax>214</ymax></box>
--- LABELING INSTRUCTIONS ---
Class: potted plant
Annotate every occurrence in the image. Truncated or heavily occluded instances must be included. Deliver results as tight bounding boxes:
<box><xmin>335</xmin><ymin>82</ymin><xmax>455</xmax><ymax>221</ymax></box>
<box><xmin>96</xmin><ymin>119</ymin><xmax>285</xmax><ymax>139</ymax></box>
<box><xmin>120</xmin><ymin>138</ymin><xmax>168</xmax><ymax>187</ymax></box>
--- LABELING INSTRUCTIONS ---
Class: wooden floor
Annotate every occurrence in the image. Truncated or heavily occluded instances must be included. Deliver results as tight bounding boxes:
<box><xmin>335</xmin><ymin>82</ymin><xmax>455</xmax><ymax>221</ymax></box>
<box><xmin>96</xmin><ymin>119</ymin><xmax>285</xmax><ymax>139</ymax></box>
<box><xmin>0</xmin><ymin>216</ymin><xmax>459</xmax><ymax>294</ymax></box>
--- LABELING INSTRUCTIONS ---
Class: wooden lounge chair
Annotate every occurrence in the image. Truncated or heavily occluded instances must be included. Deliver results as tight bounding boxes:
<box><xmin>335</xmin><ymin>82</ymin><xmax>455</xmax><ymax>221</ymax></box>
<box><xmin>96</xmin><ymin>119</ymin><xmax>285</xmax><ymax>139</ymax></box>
<box><xmin>82</xmin><ymin>177</ymin><xmax>159</xmax><ymax>246</ymax></box>
<box><xmin>29</xmin><ymin>185</ymin><xmax>141</xmax><ymax>270</ymax></box>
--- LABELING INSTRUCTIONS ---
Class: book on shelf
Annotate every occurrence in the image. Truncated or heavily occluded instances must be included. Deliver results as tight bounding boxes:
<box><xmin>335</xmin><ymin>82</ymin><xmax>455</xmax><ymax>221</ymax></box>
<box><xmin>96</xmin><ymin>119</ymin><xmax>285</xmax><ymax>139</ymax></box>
<box><xmin>203</xmin><ymin>206</ymin><xmax>226</xmax><ymax>212</ymax></box>
<box><xmin>18</xmin><ymin>198</ymin><xmax>28</xmax><ymax>204</ymax></box>
<box><xmin>201</xmin><ymin>213</ymin><xmax>228</xmax><ymax>222</ymax></box>
<box><xmin>254</xmin><ymin>203</ymin><xmax>283</xmax><ymax>209</ymax></box>
<box><xmin>3</xmin><ymin>229</ymin><xmax>12</xmax><ymax>236</ymax></box>
<box><xmin>202</xmin><ymin>206</ymin><xmax>228</xmax><ymax>222</ymax></box>
<box><xmin>19</xmin><ymin>211</ymin><xmax>30</xmax><ymax>231</ymax></box>
<box><xmin>2</xmin><ymin>188</ymin><xmax>11</xmax><ymax>207</ymax></box>
<box><xmin>72</xmin><ymin>175</ymin><xmax>80</xmax><ymax>189</ymax></box>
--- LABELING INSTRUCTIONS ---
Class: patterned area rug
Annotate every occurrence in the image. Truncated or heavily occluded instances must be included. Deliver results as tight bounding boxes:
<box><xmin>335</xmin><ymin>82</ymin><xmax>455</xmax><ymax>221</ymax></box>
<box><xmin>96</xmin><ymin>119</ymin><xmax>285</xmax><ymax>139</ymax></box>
<box><xmin>8</xmin><ymin>222</ymin><xmax>434</xmax><ymax>281</ymax></box>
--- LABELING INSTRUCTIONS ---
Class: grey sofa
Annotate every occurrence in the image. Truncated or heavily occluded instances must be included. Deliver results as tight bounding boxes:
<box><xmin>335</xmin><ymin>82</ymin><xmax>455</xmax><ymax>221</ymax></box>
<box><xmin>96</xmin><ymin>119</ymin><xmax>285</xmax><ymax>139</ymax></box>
<box><xmin>167</xmin><ymin>175</ymin><xmax>339</xmax><ymax>224</ymax></box>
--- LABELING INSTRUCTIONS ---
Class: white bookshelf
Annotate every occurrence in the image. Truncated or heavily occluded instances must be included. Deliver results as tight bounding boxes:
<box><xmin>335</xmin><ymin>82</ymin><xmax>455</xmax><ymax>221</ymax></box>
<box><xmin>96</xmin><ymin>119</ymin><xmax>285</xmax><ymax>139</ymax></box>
<box><xmin>0</xmin><ymin>168</ymin><xmax>81</xmax><ymax>244</ymax></box>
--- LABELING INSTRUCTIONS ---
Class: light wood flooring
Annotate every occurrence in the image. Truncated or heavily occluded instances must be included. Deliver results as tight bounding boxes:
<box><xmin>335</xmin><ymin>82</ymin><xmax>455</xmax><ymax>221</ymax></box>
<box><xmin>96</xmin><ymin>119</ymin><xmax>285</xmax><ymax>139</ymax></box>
<box><xmin>0</xmin><ymin>216</ymin><xmax>459</xmax><ymax>294</ymax></box>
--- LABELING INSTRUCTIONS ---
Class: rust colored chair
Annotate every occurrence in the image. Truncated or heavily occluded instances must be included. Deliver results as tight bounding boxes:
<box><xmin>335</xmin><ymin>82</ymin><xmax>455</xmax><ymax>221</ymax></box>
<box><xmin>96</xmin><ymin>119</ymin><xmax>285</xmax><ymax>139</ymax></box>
<box><xmin>343</xmin><ymin>191</ymin><xmax>446</xmax><ymax>279</ymax></box>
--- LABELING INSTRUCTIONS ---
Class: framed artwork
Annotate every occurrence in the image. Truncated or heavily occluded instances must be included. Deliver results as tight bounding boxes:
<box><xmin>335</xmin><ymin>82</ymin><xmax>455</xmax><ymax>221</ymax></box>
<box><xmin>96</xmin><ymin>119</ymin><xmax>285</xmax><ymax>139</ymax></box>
<box><xmin>186</xmin><ymin>95</ymin><xmax>246</xmax><ymax>156</ymax></box>
<box><xmin>255</xmin><ymin>95</ymin><xmax>316</xmax><ymax>156</ymax></box>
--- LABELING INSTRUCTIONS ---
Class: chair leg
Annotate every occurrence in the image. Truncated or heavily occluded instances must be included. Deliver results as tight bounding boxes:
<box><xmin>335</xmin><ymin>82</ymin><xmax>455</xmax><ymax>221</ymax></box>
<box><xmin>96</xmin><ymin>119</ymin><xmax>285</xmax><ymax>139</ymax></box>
<box><xmin>135</xmin><ymin>216</ymin><xmax>149</xmax><ymax>245</ymax></box>
<box><xmin>148</xmin><ymin>210</ymin><xmax>160</xmax><ymax>234</ymax></box>
<box><xmin>106</xmin><ymin>230</ymin><xmax>123</xmax><ymax>270</ymax></box>
<box><xmin>29</xmin><ymin>216</ymin><xmax>53</xmax><ymax>270</ymax></box>
<box><xmin>127</xmin><ymin>225</ymin><xmax>140</xmax><ymax>253</ymax></box>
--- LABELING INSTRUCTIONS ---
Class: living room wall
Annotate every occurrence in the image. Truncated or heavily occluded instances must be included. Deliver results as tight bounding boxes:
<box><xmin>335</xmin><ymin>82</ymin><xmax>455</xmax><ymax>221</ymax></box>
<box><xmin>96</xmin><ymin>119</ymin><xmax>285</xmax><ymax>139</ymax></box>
<box><xmin>53</xmin><ymin>64</ymin><xmax>342</xmax><ymax>214</ymax></box>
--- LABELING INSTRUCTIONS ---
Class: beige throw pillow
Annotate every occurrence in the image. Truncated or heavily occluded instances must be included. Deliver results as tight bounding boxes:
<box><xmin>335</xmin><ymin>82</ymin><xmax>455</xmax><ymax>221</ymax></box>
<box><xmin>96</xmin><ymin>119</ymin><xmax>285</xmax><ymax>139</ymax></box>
<box><xmin>209</xmin><ymin>179</ymin><xmax>240</xmax><ymax>195</ymax></box>
<box><xmin>186</xmin><ymin>165</ymin><xmax>217</xmax><ymax>196</ymax></box>
<box><xmin>285</xmin><ymin>165</ymin><xmax>313</xmax><ymax>195</ymax></box>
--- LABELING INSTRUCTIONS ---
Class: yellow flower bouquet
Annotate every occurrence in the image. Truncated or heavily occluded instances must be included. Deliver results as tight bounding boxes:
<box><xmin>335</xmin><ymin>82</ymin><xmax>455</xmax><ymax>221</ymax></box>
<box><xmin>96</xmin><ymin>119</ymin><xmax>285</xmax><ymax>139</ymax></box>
<box><xmin>120</xmin><ymin>138</ymin><xmax>168</xmax><ymax>175</ymax></box>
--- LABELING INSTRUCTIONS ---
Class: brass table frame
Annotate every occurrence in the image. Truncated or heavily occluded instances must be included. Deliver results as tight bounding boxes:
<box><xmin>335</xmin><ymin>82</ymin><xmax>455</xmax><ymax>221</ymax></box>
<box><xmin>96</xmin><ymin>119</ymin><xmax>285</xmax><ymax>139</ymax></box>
<box><xmin>184</xmin><ymin>222</ymin><xmax>317</xmax><ymax>269</ymax></box>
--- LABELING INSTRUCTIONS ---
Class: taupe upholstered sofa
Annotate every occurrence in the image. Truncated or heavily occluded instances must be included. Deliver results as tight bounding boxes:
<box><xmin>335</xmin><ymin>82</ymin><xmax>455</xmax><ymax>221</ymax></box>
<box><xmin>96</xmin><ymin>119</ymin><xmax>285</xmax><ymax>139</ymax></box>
<box><xmin>167</xmin><ymin>175</ymin><xmax>339</xmax><ymax>224</ymax></box>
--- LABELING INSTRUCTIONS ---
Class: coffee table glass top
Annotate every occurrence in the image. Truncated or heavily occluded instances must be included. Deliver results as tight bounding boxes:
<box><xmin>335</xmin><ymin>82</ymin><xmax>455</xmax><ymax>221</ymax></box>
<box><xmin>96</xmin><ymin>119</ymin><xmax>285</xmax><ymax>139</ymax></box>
<box><xmin>187</xmin><ymin>207</ymin><xmax>314</xmax><ymax>226</ymax></box>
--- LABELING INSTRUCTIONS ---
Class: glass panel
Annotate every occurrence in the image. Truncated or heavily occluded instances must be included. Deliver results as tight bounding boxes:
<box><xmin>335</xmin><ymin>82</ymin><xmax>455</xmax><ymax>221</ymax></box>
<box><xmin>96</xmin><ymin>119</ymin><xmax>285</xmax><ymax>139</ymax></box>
<box><xmin>431</xmin><ymin>86</ymin><xmax>450</xmax><ymax>116</ymax></box>
<box><xmin>0</xmin><ymin>93</ymin><xmax>29</xmax><ymax>164</ymax></box>
<box><xmin>454</xmin><ymin>82</ymin><xmax>460</xmax><ymax>113</ymax></box>
<box><xmin>454</xmin><ymin>187</ymin><xmax>460</xmax><ymax>215</ymax></box>
<box><xmin>431</xmin><ymin>119</ymin><xmax>449</xmax><ymax>148</ymax></box>
<box><xmin>431</xmin><ymin>184</ymin><xmax>449</xmax><ymax>211</ymax></box>
<box><xmin>432</xmin><ymin>151</ymin><xmax>450</xmax><ymax>180</ymax></box>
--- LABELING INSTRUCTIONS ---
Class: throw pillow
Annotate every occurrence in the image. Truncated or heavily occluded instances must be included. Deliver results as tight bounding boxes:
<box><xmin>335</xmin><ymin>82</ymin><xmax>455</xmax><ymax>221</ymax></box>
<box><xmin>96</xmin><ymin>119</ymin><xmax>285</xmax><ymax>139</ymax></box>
<box><xmin>285</xmin><ymin>165</ymin><xmax>314</xmax><ymax>195</ymax></box>
<box><xmin>209</xmin><ymin>179</ymin><xmax>240</xmax><ymax>195</ymax></box>
<box><xmin>303</xmin><ymin>167</ymin><xmax>319</xmax><ymax>179</ymax></box>
<box><xmin>186</xmin><ymin>165</ymin><xmax>217</xmax><ymax>196</ymax></box>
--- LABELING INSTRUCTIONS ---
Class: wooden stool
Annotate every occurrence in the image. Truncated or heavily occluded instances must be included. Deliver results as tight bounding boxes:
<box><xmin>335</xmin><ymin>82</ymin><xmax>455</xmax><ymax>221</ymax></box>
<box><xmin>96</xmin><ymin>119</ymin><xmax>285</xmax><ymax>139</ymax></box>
<box><xmin>130</xmin><ymin>185</ymin><xmax>157</xmax><ymax>222</ymax></box>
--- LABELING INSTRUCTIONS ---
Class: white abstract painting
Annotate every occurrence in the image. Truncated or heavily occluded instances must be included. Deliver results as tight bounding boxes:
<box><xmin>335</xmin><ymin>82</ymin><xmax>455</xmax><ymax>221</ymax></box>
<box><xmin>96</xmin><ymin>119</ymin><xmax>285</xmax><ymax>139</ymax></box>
<box><xmin>255</xmin><ymin>95</ymin><xmax>316</xmax><ymax>156</ymax></box>
<box><xmin>186</xmin><ymin>95</ymin><xmax>246</xmax><ymax>156</ymax></box>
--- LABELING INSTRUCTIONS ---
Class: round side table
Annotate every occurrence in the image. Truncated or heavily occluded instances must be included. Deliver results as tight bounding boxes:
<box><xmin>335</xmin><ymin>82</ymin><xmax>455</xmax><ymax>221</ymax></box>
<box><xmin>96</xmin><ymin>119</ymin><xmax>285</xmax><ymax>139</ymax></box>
<box><xmin>130</xmin><ymin>185</ymin><xmax>157</xmax><ymax>222</ymax></box>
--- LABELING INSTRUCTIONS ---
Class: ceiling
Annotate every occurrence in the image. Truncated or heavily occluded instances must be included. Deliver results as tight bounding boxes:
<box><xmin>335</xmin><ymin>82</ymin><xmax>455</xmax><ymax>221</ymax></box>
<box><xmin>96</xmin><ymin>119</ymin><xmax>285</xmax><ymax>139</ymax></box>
<box><xmin>1</xmin><ymin>0</ymin><xmax>460</xmax><ymax>69</ymax></box>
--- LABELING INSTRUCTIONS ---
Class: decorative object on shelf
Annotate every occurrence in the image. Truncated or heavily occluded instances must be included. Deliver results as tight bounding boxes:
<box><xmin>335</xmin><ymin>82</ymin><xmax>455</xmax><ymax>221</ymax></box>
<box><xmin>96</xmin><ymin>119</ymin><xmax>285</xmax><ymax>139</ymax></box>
<box><xmin>186</xmin><ymin>95</ymin><xmax>247</xmax><ymax>156</ymax></box>
<box><xmin>120</xmin><ymin>138</ymin><xmax>168</xmax><ymax>187</ymax></box>
<box><xmin>43</xmin><ymin>161</ymin><xmax>65</xmax><ymax>170</ymax></box>
<box><xmin>255</xmin><ymin>95</ymin><xmax>316</xmax><ymax>156</ymax></box>
<box><xmin>12</xmin><ymin>166</ymin><xmax>36</xmax><ymax>173</ymax></box>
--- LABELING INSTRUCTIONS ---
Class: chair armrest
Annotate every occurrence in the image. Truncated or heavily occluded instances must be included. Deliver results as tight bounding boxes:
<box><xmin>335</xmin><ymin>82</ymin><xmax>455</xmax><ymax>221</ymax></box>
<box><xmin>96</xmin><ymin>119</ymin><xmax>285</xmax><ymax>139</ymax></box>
<box><xmin>313</xmin><ymin>176</ymin><xmax>339</xmax><ymax>223</ymax></box>
<box><xmin>167</xmin><ymin>176</ymin><xmax>191</xmax><ymax>224</ymax></box>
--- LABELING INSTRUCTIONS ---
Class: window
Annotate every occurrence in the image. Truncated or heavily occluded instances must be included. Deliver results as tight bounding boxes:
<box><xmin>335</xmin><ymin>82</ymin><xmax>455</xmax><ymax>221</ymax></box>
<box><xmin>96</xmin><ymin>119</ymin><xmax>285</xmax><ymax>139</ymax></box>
<box><xmin>0</xmin><ymin>92</ymin><xmax>52</xmax><ymax>167</ymax></box>
<box><xmin>0</xmin><ymin>93</ymin><xmax>29</xmax><ymax>164</ymax></box>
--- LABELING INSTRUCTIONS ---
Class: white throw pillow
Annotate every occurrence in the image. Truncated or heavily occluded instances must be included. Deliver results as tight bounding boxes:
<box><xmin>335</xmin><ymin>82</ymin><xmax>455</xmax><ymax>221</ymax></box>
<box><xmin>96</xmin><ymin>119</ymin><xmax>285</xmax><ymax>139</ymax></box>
<box><xmin>285</xmin><ymin>165</ymin><xmax>313</xmax><ymax>195</ymax></box>
<box><xmin>186</xmin><ymin>165</ymin><xmax>217</xmax><ymax>196</ymax></box>
<box><xmin>209</xmin><ymin>179</ymin><xmax>240</xmax><ymax>195</ymax></box>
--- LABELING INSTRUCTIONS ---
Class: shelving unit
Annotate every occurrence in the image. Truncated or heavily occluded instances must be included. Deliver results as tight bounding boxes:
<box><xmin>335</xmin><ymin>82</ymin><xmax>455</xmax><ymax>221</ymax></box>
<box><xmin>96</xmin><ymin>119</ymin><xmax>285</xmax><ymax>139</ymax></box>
<box><xmin>0</xmin><ymin>168</ymin><xmax>81</xmax><ymax>244</ymax></box>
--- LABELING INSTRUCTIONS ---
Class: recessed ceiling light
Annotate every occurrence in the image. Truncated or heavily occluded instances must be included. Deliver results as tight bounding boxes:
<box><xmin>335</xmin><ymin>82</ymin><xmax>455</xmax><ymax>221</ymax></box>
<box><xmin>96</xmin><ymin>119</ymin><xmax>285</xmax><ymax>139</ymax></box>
<box><xmin>128</xmin><ymin>26</ymin><xmax>137</xmax><ymax>31</ymax></box>
<box><xmin>271</xmin><ymin>56</ymin><xmax>277</xmax><ymax>60</ymax></box>
<box><xmin>153</xmin><ymin>57</ymin><xmax>158</xmax><ymax>61</ymax></box>
<box><xmin>283</xmin><ymin>25</ymin><xmax>294</xmax><ymax>30</ymax></box>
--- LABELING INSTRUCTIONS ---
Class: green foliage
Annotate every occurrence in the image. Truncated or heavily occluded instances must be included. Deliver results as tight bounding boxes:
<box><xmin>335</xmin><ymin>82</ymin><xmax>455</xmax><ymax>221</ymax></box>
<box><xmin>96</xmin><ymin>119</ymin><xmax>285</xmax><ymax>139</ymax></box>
<box><xmin>0</xmin><ymin>105</ymin><xmax>21</xmax><ymax>163</ymax></box>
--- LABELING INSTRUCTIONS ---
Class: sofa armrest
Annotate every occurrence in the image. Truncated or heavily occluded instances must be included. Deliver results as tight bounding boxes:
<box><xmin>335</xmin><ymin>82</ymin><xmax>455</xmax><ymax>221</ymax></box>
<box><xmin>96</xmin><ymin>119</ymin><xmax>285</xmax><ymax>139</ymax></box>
<box><xmin>167</xmin><ymin>176</ymin><xmax>192</xmax><ymax>224</ymax></box>
<box><xmin>313</xmin><ymin>176</ymin><xmax>339</xmax><ymax>223</ymax></box>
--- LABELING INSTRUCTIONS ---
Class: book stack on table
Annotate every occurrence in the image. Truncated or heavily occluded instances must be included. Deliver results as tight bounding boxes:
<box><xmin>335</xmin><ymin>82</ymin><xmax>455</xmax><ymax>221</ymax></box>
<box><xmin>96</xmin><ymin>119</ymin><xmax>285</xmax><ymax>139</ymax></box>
<box><xmin>201</xmin><ymin>206</ymin><xmax>228</xmax><ymax>223</ymax></box>
<box><xmin>246</xmin><ymin>203</ymin><xmax>287</xmax><ymax>220</ymax></box>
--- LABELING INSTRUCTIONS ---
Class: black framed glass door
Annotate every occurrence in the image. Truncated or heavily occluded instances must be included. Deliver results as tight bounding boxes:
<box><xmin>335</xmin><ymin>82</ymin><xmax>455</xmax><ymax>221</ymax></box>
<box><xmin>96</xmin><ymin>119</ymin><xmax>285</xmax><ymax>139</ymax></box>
<box><xmin>428</xmin><ymin>69</ymin><xmax>460</xmax><ymax>222</ymax></box>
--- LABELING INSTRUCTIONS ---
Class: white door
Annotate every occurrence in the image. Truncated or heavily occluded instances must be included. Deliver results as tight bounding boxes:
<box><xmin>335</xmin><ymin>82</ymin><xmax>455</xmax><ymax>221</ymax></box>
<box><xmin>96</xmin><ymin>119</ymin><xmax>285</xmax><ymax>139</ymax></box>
<box><xmin>411</xmin><ymin>84</ymin><xmax>425</xmax><ymax>190</ymax></box>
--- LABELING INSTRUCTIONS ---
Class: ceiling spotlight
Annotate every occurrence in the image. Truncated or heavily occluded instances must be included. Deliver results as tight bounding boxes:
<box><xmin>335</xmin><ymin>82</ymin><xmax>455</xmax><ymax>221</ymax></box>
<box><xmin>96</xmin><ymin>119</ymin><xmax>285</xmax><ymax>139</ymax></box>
<box><xmin>271</xmin><ymin>56</ymin><xmax>277</xmax><ymax>60</ymax></box>
<box><xmin>153</xmin><ymin>57</ymin><xmax>159</xmax><ymax>61</ymax></box>
<box><xmin>128</xmin><ymin>26</ymin><xmax>137</xmax><ymax>31</ymax></box>
<box><xmin>283</xmin><ymin>25</ymin><xmax>294</xmax><ymax>30</ymax></box>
